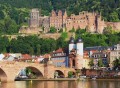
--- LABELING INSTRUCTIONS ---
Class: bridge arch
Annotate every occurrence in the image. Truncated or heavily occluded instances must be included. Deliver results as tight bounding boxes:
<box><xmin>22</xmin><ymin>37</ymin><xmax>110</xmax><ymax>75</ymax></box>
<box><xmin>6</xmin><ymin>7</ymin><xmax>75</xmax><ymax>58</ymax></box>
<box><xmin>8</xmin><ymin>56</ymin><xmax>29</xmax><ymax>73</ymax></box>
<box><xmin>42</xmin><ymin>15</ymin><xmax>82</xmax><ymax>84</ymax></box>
<box><xmin>54</xmin><ymin>70</ymin><xmax>65</xmax><ymax>78</ymax></box>
<box><xmin>0</xmin><ymin>68</ymin><xmax>7</xmax><ymax>82</ymax></box>
<box><xmin>15</xmin><ymin>66</ymin><xmax>44</xmax><ymax>79</ymax></box>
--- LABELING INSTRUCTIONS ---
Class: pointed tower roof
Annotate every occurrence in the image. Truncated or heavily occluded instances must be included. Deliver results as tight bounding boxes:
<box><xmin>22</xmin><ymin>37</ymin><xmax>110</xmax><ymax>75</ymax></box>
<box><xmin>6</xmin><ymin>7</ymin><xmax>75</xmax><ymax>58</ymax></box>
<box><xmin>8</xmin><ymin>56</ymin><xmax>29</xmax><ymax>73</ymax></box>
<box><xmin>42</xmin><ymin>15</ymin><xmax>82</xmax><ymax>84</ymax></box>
<box><xmin>76</xmin><ymin>36</ymin><xmax>83</xmax><ymax>43</ymax></box>
<box><xmin>69</xmin><ymin>36</ymin><xmax>74</xmax><ymax>44</ymax></box>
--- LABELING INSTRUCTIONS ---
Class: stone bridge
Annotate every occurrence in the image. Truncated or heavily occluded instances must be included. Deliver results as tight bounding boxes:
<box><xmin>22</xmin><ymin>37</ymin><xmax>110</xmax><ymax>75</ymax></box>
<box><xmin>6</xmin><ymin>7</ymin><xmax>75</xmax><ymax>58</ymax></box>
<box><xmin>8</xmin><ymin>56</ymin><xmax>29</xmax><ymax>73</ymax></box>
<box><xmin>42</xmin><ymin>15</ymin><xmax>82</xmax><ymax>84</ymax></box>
<box><xmin>0</xmin><ymin>61</ymin><xmax>75</xmax><ymax>82</ymax></box>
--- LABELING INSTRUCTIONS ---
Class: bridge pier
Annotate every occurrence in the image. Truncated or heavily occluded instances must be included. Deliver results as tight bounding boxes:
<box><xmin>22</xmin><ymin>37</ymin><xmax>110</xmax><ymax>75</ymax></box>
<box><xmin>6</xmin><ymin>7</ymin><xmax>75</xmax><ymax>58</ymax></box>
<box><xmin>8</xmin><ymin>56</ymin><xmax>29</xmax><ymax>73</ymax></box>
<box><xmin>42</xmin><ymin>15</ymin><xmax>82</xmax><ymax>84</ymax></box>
<box><xmin>44</xmin><ymin>64</ymin><xmax>55</xmax><ymax>79</ymax></box>
<box><xmin>64</xmin><ymin>70</ymin><xmax>68</xmax><ymax>78</ymax></box>
<box><xmin>0</xmin><ymin>77</ymin><xmax>14</xmax><ymax>82</ymax></box>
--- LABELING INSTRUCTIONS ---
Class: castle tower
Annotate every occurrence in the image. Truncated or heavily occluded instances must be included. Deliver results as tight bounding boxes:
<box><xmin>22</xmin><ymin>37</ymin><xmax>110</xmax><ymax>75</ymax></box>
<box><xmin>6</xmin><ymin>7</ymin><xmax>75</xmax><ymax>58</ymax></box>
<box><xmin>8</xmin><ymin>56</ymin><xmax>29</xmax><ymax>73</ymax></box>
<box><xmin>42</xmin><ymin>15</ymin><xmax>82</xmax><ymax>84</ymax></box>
<box><xmin>58</xmin><ymin>10</ymin><xmax>62</xmax><ymax>16</ymax></box>
<box><xmin>75</xmin><ymin>37</ymin><xmax>84</xmax><ymax>69</ymax></box>
<box><xmin>63</xmin><ymin>10</ymin><xmax>67</xmax><ymax>24</ymax></box>
<box><xmin>87</xmin><ymin>12</ymin><xmax>97</xmax><ymax>33</ymax></box>
<box><xmin>51</xmin><ymin>10</ymin><xmax>56</xmax><ymax>17</ymax></box>
<box><xmin>96</xmin><ymin>15</ymin><xmax>106</xmax><ymax>33</ymax></box>
<box><xmin>69</xmin><ymin>36</ymin><xmax>75</xmax><ymax>54</ymax></box>
<box><xmin>29</xmin><ymin>8</ymin><xmax>39</xmax><ymax>27</ymax></box>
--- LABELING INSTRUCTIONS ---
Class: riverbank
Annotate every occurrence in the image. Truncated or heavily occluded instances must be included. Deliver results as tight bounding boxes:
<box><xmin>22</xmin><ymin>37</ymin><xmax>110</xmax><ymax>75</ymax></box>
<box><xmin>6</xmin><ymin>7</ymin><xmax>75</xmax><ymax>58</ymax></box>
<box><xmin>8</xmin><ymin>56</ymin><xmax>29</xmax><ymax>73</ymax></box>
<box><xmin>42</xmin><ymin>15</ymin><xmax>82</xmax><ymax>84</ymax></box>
<box><xmin>15</xmin><ymin>78</ymin><xmax>120</xmax><ymax>81</ymax></box>
<box><xmin>16</xmin><ymin>78</ymin><xmax>77</xmax><ymax>81</ymax></box>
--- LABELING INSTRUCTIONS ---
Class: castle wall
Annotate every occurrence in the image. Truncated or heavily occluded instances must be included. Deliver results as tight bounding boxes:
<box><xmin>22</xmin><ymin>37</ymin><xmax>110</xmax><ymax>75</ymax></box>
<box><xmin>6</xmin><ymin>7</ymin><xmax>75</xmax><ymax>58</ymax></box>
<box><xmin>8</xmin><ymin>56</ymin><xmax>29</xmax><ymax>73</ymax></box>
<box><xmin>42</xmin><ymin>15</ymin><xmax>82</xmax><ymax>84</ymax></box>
<box><xmin>105</xmin><ymin>22</ymin><xmax>120</xmax><ymax>31</ymax></box>
<box><xmin>22</xmin><ymin>9</ymin><xmax>120</xmax><ymax>34</ymax></box>
<box><xmin>50</xmin><ymin>10</ymin><xmax>63</xmax><ymax>30</ymax></box>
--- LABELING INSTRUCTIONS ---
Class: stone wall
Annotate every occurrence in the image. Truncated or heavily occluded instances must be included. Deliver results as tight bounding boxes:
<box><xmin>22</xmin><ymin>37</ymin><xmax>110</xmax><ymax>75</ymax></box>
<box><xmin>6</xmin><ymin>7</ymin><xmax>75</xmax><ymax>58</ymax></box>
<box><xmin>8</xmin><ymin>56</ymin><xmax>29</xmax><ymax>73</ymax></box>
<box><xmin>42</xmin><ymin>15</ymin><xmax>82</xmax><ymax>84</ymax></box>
<box><xmin>105</xmin><ymin>22</ymin><xmax>120</xmax><ymax>31</ymax></box>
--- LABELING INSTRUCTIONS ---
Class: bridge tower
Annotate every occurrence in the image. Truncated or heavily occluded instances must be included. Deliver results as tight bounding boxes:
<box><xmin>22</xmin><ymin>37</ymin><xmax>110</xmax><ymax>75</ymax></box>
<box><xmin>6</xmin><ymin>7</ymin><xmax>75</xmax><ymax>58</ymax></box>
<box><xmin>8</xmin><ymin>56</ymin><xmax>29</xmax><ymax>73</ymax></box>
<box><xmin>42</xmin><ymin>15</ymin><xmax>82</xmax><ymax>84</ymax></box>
<box><xmin>69</xmin><ymin>36</ymin><xmax>84</xmax><ymax>69</ymax></box>
<box><xmin>75</xmin><ymin>37</ymin><xmax>84</xmax><ymax>69</ymax></box>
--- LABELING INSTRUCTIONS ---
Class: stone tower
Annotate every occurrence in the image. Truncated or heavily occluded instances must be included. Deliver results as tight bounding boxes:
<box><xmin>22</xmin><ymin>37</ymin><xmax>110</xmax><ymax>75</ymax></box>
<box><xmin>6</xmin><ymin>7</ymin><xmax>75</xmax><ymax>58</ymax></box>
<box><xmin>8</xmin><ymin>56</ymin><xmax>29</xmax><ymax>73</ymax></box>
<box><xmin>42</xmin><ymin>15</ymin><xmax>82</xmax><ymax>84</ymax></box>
<box><xmin>75</xmin><ymin>37</ymin><xmax>84</xmax><ymax>69</ymax></box>
<box><xmin>68</xmin><ymin>36</ymin><xmax>84</xmax><ymax>69</ymax></box>
<box><xmin>29</xmin><ymin>9</ymin><xmax>39</xmax><ymax>27</ymax></box>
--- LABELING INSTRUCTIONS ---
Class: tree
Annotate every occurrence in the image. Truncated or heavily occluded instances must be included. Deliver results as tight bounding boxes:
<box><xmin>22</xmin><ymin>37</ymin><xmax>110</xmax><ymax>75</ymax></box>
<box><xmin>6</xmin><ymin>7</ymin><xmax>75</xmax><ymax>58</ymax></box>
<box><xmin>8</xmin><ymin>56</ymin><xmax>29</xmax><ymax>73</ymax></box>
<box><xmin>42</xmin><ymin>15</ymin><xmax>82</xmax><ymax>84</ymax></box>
<box><xmin>0</xmin><ymin>10</ymin><xmax>5</xmax><ymax>19</ymax></box>
<box><xmin>4</xmin><ymin>17</ymin><xmax>18</xmax><ymax>34</ymax></box>
<box><xmin>0</xmin><ymin>20</ymin><xmax>5</xmax><ymax>33</ymax></box>
<box><xmin>68</xmin><ymin>71</ymin><xmax>73</xmax><ymax>78</ymax></box>
<box><xmin>36</xmin><ymin>44</ymin><xmax>41</xmax><ymax>55</ymax></box>
<box><xmin>61</xmin><ymin>32</ymin><xmax>68</xmax><ymax>40</ymax></box>
<box><xmin>29</xmin><ymin>47</ymin><xmax>34</xmax><ymax>55</ymax></box>
<box><xmin>69</xmin><ymin>27</ymin><xmax>75</xmax><ymax>33</ymax></box>
<box><xmin>98</xmin><ymin>59</ymin><xmax>104</xmax><ymax>67</ymax></box>
<box><xmin>88</xmin><ymin>59</ymin><xmax>94</xmax><ymax>68</ymax></box>
<box><xmin>81</xmin><ymin>67</ymin><xmax>86</xmax><ymax>76</ymax></box>
<box><xmin>49</xmin><ymin>27</ymin><xmax>57</xmax><ymax>33</ymax></box>
<box><xmin>0</xmin><ymin>36</ymin><xmax>9</xmax><ymax>53</ymax></box>
<box><xmin>103</xmin><ymin>26</ymin><xmax>113</xmax><ymax>34</ymax></box>
<box><xmin>112</xmin><ymin>59</ymin><xmax>120</xmax><ymax>70</ymax></box>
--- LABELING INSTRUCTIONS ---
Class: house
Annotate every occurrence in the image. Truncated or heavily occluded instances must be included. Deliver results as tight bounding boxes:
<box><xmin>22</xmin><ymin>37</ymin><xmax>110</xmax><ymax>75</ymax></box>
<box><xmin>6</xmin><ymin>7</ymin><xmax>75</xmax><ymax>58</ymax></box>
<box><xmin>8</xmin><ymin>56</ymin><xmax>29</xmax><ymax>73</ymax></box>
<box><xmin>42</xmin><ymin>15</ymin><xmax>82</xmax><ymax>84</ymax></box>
<box><xmin>0</xmin><ymin>54</ymin><xmax>5</xmax><ymax>61</ymax></box>
<box><xmin>110</xmin><ymin>43</ymin><xmax>120</xmax><ymax>64</ymax></box>
<box><xmin>84</xmin><ymin>46</ymin><xmax>110</xmax><ymax>66</ymax></box>
<box><xmin>50</xmin><ymin>48</ymin><xmax>69</xmax><ymax>67</ymax></box>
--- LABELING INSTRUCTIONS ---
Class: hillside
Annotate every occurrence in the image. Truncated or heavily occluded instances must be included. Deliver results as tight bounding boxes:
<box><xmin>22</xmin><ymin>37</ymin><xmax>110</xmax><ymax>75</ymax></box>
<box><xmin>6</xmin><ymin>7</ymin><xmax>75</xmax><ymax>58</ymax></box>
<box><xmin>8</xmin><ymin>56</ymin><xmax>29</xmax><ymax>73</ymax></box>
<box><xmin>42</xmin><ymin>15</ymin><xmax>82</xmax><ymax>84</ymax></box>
<box><xmin>0</xmin><ymin>0</ymin><xmax>120</xmax><ymax>34</ymax></box>
<box><xmin>0</xmin><ymin>0</ymin><xmax>120</xmax><ymax>21</ymax></box>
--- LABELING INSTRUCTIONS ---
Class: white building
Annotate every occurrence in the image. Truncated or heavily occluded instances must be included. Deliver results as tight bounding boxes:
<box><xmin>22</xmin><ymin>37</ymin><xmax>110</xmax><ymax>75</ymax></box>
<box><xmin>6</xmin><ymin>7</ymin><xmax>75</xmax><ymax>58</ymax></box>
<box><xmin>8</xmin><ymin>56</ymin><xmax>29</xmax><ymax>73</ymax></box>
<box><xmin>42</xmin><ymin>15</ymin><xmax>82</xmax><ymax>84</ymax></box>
<box><xmin>110</xmin><ymin>43</ymin><xmax>120</xmax><ymax>64</ymax></box>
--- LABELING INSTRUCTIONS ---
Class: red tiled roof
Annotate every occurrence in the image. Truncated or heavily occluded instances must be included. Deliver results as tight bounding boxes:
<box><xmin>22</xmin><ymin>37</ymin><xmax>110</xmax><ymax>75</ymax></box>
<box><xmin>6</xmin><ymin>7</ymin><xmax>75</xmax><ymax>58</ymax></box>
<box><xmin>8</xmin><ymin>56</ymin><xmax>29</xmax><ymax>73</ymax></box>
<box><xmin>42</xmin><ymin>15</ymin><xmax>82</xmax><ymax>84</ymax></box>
<box><xmin>55</xmin><ymin>48</ymin><xmax>64</xmax><ymax>53</ymax></box>
<box><xmin>21</xmin><ymin>54</ymin><xmax>31</xmax><ymax>59</ymax></box>
<box><xmin>4</xmin><ymin>53</ymin><xmax>10</xmax><ymax>57</ymax></box>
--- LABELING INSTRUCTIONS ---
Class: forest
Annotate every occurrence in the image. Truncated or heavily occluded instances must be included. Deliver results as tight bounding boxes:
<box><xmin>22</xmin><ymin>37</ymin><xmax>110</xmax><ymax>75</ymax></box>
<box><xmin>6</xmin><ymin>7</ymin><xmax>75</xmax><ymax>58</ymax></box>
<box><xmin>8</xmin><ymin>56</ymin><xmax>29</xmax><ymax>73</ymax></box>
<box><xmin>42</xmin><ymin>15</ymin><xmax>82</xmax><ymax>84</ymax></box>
<box><xmin>0</xmin><ymin>29</ymin><xmax>120</xmax><ymax>55</ymax></box>
<box><xmin>0</xmin><ymin>0</ymin><xmax>120</xmax><ymax>54</ymax></box>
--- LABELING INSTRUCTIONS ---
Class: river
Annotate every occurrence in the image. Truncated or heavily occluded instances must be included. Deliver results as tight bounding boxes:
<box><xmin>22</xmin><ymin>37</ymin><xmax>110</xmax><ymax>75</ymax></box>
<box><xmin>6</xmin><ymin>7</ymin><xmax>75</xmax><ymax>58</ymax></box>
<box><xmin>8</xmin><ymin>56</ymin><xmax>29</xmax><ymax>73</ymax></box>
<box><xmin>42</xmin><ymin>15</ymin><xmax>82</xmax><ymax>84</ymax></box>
<box><xmin>0</xmin><ymin>80</ymin><xmax>120</xmax><ymax>88</ymax></box>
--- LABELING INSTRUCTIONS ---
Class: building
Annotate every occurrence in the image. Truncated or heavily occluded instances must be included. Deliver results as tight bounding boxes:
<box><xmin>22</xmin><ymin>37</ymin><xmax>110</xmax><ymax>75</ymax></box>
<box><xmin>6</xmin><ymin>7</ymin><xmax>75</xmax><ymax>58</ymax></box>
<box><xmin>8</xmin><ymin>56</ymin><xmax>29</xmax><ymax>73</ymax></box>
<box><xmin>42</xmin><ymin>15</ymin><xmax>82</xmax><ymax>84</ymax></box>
<box><xmin>50</xmin><ymin>10</ymin><xmax>67</xmax><ymax>31</ymax></box>
<box><xmin>110</xmin><ymin>43</ymin><xmax>120</xmax><ymax>64</ymax></box>
<box><xmin>19</xmin><ymin>8</ymin><xmax>50</xmax><ymax>34</ymax></box>
<box><xmin>19</xmin><ymin>9</ymin><xmax>120</xmax><ymax>34</ymax></box>
<box><xmin>68</xmin><ymin>36</ymin><xmax>84</xmax><ymax>69</ymax></box>
<box><xmin>50</xmin><ymin>48</ymin><xmax>69</xmax><ymax>67</ymax></box>
<box><xmin>66</xmin><ymin>11</ymin><xmax>105</xmax><ymax>33</ymax></box>
<box><xmin>84</xmin><ymin>46</ymin><xmax>110</xmax><ymax>67</ymax></box>
<box><xmin>29</xmin><ymin>8</ymin><xmax>40</xmax><ymax>27</ymax></box>
<box><xmin>50</xmin><ymin>10</ymin><xmax>120</xmax><ymax>33</ymax></box>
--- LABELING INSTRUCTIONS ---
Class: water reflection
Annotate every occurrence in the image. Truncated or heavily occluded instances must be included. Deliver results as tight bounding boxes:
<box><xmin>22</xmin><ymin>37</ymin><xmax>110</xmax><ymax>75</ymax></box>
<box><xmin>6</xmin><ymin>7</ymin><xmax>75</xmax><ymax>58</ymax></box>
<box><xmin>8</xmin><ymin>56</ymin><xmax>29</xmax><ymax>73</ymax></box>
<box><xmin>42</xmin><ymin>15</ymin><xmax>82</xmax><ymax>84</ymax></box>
<box><xmin>0</xmin><ymin>80</ymin><xmax>120</xmax><ymax>88</ymax></box>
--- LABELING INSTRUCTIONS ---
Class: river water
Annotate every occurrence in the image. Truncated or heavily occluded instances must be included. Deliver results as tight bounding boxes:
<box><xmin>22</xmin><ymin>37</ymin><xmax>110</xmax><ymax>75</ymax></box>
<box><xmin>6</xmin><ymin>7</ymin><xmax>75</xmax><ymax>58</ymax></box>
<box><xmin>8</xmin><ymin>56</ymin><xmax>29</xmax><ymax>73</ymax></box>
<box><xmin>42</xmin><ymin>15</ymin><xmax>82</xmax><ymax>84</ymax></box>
<box><xmin>0</xmin><ymin>80</ymin><xmax>120</xmax><ymax>88</ymax></box>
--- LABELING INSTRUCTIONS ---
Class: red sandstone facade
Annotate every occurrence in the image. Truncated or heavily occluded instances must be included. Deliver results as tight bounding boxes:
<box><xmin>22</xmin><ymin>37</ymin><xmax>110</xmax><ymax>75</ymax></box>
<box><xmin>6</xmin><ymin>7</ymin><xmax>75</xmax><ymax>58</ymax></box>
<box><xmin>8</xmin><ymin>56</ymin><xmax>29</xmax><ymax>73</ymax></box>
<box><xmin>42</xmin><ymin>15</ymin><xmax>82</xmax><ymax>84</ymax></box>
<box><xmin>50</xmin><ymin>10</ymin><xmax>67</xmax><ymax>31</ymax></box>
<box><xmin>19</xmin><ymin>9</ymin><xmax>120</xmax><ymax>34</ymax></box>
<box><xmin>50</xmin><ymin>10</ymin><xmax>120</xmax><ymax>33</ymax></box>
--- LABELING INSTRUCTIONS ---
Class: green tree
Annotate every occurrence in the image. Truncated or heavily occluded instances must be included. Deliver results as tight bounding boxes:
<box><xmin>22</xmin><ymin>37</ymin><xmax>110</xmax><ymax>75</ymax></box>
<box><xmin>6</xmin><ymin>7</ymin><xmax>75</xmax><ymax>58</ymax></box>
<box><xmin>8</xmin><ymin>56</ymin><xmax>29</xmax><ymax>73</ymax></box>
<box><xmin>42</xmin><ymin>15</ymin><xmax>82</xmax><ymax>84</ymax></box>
<box><xmin>88</xmin><ymin>59</ymin><xmax>94</xmax><ymax>68</ymax></box>
<box><xmin>4</xmin><ymin>17</ymin><xmax>18</xmax><ymax>34</ymax></box>
<box><xmin>98</xmin><ymin>59</ymin><xmax>104</xmax><ymax>67</ymax></box>
<box><xmin>68</xmin><ymin>71</ymin><xmax>73</xmax><ymax>78</ymax></box>
<box><xmin>0</xmin><ymin>36</ymin><xmax>9</xmax><ymax>53</ymax></box>
<box><xmin>0</xmin><ymin>20</ymin><xmax>4</xmax><ymax>33</ymax></box>
<box><xmin>112</xmin><ymin>59</ymin><xmax>120</xmax><ymax>68</ymax></box>
<box><xmin>36</xmin><ymin>44</ymin><xmax>41</xmax><ymax>55</ymax></box>
<box><xmin>103</xmin><ymin>26</ymin><xmax>113</xmax><ymax>34</ymax></box>
<box><xmin>29</xmin><ymin>47</ymin><xmax>34</xmax><ymax>55</ymax></box>
<box><xmin>69</xmin><ymin>27</ymin><xmax>75</xmax><ymax>33</ymax></box>
<box><xmin>49</xmin><ymin>27</ymin><xmax>57</xmax><ymax>33</ymax></box>
<box><xmin>61</xmin><ymin>32</ymin><xmax>68</xmax><ymax>40</ymax></box>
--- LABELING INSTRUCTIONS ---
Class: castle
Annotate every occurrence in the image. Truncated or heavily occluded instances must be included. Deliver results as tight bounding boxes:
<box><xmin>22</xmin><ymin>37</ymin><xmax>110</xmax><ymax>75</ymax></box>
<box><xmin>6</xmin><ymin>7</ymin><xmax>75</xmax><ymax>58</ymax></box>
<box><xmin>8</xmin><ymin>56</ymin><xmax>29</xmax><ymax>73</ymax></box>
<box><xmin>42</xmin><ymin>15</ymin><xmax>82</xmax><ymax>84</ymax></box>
<box><xmin>19</xmin><ymin>9</ymin><xmax>120</xmax><ymax>34</ymax></box>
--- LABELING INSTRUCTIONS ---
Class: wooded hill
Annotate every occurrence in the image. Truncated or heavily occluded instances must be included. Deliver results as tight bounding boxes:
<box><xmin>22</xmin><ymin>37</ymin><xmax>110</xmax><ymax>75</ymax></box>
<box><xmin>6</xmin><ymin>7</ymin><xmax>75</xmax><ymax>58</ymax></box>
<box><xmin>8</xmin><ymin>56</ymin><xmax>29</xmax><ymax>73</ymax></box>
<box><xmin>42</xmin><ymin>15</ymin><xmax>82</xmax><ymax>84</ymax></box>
<box><xmin>0</xmin><ymin>0</ymin><xmax>120</xmax><ymax>21</ymax></box>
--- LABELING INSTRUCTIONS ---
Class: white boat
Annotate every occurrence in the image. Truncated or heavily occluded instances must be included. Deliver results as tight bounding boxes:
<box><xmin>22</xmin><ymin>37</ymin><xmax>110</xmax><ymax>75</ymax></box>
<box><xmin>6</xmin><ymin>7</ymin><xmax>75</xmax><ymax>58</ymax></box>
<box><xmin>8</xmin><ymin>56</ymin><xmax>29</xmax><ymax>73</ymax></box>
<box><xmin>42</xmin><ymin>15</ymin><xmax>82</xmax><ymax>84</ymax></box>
<box><xmin>79</xmin><ymin>76</ymin><xmax>86</xmax><ymax>81</ymax></box>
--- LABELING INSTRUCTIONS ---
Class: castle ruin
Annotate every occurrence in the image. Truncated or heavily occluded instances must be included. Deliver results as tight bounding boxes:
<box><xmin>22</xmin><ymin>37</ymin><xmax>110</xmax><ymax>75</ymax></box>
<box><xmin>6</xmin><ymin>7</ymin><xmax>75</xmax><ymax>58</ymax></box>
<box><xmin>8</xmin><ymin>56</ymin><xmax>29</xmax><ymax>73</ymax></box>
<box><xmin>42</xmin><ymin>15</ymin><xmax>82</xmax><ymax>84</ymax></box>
<box><xmin>19</xmin><ymin>9</ymin><xmax>120</xmax><ymax>34</ymax></box>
